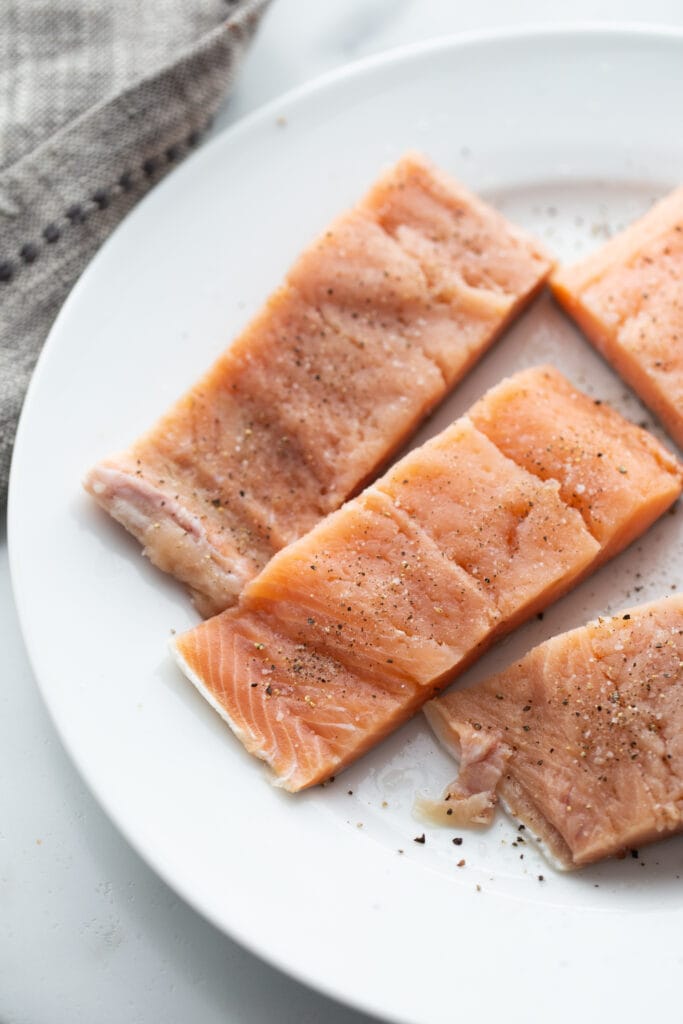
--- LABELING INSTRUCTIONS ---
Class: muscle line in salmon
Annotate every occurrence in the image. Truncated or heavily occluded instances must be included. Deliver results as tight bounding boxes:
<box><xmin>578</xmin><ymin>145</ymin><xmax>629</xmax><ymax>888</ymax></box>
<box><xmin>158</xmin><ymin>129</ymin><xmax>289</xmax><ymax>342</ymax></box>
<box><xmin>172</xmin><ymin>366</ymin><xmax>682</xmax><ymax>792</ymax></box>
<box><xmin>425</xmin><ymin>595</ymin><xmax>683</xmax><ymax>868</ymax></box>
<box><xmin>551</xmin><ymin>186</ymin><xmax>683</xmax><ymax>450</ymax></box>
<box><xmin>85</xmin><ymin>153</ymin><xmax>553</xmax><ymax>616</ymax></box>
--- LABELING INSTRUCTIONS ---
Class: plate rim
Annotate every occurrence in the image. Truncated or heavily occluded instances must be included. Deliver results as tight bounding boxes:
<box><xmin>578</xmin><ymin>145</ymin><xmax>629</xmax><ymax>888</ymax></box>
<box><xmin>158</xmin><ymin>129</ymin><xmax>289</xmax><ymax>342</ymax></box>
<box><xmin>9</xmin><ymin>23</ymin><xmax>683</xmax><ymax>1023</ymax></box>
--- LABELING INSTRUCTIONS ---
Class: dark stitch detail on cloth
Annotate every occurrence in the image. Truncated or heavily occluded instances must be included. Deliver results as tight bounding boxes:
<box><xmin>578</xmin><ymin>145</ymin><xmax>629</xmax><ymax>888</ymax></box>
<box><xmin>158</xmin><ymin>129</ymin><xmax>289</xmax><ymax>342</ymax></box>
<box><xmin>20</xmin><ymin>243</ymin><xmax>38</xmax><ymax>264</ymax></box>
<box><xmin>66</xmin><ymin>203</ymin><xmax>86</xmax><ymax>224</ymax></box>
<box><xmin>3</xmin><ymin>122</ymin><xmax>212</xmax><ymax>285</ymax></box>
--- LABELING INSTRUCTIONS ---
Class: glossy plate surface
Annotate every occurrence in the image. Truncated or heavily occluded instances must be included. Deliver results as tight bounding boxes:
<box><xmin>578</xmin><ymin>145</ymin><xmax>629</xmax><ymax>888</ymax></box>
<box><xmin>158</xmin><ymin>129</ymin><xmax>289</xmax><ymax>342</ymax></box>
<box><xmin>10</xmin><ymin>28</ymin><xmax>683</xmax><ymax>1024</ymax></box>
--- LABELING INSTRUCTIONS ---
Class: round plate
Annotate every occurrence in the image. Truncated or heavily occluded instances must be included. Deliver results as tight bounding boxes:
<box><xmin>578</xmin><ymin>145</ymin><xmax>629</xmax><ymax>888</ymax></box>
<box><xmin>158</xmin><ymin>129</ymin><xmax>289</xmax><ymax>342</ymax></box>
<box><xmin>10</xmin><ymin>27</ymin><xmax>683</xmax><ymax>1024</ymax></box>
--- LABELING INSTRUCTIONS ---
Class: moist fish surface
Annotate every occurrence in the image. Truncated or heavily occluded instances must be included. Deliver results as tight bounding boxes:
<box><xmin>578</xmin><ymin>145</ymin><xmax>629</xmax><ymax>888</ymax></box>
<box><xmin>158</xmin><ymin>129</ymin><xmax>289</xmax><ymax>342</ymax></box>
<box><xmin>172</xmin><ymin>366</ymin><xmax>682</xmax><ymax>792</ymax></box>
<box><xmin>552</xmin><ymin>185</ymin><xmax>683</xmax><ymax>450</ymax></box>
<box><xmin>84</xmin><ymin>153</ymin><xmax>553</xmax><ymax>616</ymax></box>
<box><xmin>425</xmin><ymin>595</ymin><xmax>683</xmax><ymax>869</ymax></box>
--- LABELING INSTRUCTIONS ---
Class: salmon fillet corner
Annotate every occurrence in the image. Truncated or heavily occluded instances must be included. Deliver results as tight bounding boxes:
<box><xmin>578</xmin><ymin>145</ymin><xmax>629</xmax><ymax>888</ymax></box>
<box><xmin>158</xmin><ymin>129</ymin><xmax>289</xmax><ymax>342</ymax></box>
<box><xmin>85</xmin><ymin>153</ymin><xmax>553</xmax><ymax>616</ymax></box>
<box><xmin>425</xmin><ymin>595</ymin><xmax>683</xmax><ymax>869</ymax></box>
<box><xmin>551</xmin><ymin>185</ymin><xmax>683</xmax><ymax>450</ymax></box>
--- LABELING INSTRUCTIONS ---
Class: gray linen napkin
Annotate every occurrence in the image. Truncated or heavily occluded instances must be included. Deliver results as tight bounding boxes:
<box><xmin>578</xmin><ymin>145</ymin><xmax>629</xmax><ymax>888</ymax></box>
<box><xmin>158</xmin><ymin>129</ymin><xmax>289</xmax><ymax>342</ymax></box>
<box><xmin>0</xmin><ymin>0</ymin><xmax>270</xmax><ymax>502</ymax></box>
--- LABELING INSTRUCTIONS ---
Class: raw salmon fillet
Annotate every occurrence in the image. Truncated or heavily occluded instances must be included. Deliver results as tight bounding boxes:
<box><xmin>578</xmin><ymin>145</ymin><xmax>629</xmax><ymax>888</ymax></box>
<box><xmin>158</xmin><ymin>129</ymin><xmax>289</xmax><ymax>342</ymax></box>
<box><xmin>84</xmin><ymin>154</ymin><xmax>553</xmax><ymax>616</ymax></box>
<box><xmin>551</xmin><ymin>187</ymin><xmax>683</xmax><ymax>449</ymax></box>
<box><xmin>172</xmin><ymin>366</ymin><xmax>682</xmax><ymax>791</ymax></box>
<box><xmin>425</xmin><ymin>596</ymin><xmax>683</xmax><ymax>868</ymax></box>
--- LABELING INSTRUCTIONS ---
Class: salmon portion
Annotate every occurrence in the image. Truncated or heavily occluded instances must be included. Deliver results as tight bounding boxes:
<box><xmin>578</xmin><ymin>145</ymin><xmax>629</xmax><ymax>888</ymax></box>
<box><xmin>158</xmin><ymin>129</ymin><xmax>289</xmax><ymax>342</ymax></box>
<box><xmin>365</xmin><ymin>156</ymin><xmax>550</xmax><ymax>303</ymax></box>
<box><xmin>85</xmin><ymin>154</ymin><xmax>553</xmax><ymax>616</ymax></box>
<box><xmin>551</xmin><ymin>187</ymin><xmax>683</xmax><ymax>450</ymax></box>
<box><xmin>469</xmin><ymin>365</ymin><xmax>682</xmax><ymax>563</ymax></box>
<box><xmin>178</xmin><ymin>609</ymin><xmax>424</xmax><ymax>793</ymax></box>
<box><xmin>373</xmin><ymin>417</ymin><xmax>598</xmax><ymax>632</ymax></box>
<box><xmin>425</xmin><ymin>596</ymin><xmax>683</xmax><ymax>868</ymax></box>
<box><xmin>172</xmin><ymin>367</ymin><xmax>682</xmax><ymax>791</ymax></box>
<box><xmin>245</xmin><ymin>487</ymin><xmax>497</xmax><ymax>690</ymax></box>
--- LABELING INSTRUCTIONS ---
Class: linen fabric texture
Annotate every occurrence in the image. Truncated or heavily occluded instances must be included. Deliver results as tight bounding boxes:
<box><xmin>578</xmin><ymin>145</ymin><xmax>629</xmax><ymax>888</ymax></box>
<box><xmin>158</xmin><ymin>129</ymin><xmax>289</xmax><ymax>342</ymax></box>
<box><xmin>0</xmin><ymin>0</ymin><xmax>269</xmax><ymax>500</ymax></box>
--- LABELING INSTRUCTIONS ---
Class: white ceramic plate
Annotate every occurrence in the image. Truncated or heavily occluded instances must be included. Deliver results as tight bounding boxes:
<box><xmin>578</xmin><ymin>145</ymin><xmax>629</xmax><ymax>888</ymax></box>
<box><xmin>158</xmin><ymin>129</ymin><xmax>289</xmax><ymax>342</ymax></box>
<box><xmin>10</xmin><ymin>27</ymin><xmax>683</xmax><ymax>1024</ymax></box>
